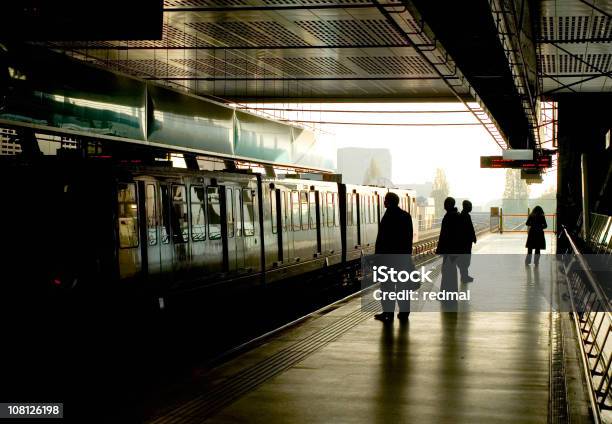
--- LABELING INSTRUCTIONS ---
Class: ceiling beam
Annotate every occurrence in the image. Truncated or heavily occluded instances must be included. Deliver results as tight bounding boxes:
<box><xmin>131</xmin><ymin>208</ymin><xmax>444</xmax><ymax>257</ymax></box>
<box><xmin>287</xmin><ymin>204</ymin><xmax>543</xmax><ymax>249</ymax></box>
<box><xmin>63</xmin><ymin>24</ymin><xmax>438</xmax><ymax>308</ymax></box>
<box><xmin>62</xmin><ymin>44</ymin><xmax>426</xmax><ymax>50</ymax></box>
<box><xmin>577</xmin><ymin>0</ymin><xmax>612</xmax><ymax>20</ymax></box>
<box><xmin>163</xmin><ymin>4</ymin><xmax>406</xmax><ymax>12</ymax></box>
<box><xmin>538</xmin><ymin>38</ymin><xmax>612</xmax><ymax>44</ymax></box>
<box><xmin>143</xmin><ymin>76</ymin><xmax>449</xmax><ymax>81</ymax></box>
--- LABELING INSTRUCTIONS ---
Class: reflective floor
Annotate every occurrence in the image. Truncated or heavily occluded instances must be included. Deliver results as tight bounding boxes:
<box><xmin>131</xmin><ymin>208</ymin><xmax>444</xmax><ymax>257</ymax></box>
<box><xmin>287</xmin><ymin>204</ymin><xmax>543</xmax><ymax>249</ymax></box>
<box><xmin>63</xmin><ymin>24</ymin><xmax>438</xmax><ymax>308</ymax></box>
<box><xmin>150</xmin><ymin>233</ymin><xmax>555</xmax><ymax>424</ymax></box>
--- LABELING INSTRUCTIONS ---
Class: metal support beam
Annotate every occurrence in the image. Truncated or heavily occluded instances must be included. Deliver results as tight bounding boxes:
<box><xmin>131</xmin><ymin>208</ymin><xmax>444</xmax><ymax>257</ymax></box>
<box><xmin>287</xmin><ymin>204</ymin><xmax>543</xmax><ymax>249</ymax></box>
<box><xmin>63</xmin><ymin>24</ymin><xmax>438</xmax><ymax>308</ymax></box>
<box><xmin>277</xmin><ymin>120</ymin><xmax>481</xmax><ymax>126</ymax></box>
<box><xmin>239</xmin><ymin>108</ymin><xmax>472</xmax><ymax>113</ymax></box>
<box><xmin>163</xmin><ymin>4</ymin><xmax>405</xmax><ymax>12</ymax></box>
<box><xmin>541</xmin><ymin>72</ymin><xmax>578</xmax><ymax>93</ymax></box>
<box><xmin>551</xmin><ymin>42</ymin><xmax>612</xmax><ymax>79</ymax></box>
<box><xmin>538</xmin><ymin>37</ymin><xmax>612</xmax><ymax>44</ymax></box>
<box><xmin>577</xmin><ymin>0</ymin><xmax>612</xmax><ymax>20</ymax></box>
<box><xmin>143</xmin><ymin>76</ymin><xmax>448</xmax><ymax>81</ymax></box>
<box><xmin>542</xmin><ymin>74</ymin><xmax>605</xmax><ymax>95</ymax></box>
<box><xmin>72</xmin><ymin>44</ymin><xmax>427</xmax><ymax>50</ymax></box>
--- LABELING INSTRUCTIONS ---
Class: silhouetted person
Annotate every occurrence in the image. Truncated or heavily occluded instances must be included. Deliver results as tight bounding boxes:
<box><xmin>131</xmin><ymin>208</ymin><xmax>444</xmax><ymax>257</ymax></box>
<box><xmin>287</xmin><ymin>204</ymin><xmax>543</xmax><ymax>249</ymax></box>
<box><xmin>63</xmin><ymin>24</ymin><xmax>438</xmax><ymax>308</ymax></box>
<box><xmin>525</xmin><ymin>206</ymin><xmax>547</xmax><ymax>266</ymax></box>
<box><xmin>374</xmin><ymin>192</ymin><xmax>414</xmax><ymax>323</ymax></box>
<box><xmin>457</xmin><ymin>200</ymin><xmax>477</xmax><ymax>283</ymax></box>
<box><xmin>436</xmin><ymin>197</ymin><xmax>460</xmax><ymax>310</ymax></box>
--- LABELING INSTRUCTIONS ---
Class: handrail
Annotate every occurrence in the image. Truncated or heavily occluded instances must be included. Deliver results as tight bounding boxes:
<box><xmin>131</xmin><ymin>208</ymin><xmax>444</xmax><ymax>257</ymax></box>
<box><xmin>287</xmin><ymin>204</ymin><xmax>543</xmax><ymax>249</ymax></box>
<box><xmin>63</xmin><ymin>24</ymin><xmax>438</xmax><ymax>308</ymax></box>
<box><xmin>561</xmin><ymin>226</ymin><xmax>612</xmax><ymax>423</ymax></box>
<box><xmin>563</xmin><ymin>227</ymin><xmax>612</xmax><ymax>318</ymax></box>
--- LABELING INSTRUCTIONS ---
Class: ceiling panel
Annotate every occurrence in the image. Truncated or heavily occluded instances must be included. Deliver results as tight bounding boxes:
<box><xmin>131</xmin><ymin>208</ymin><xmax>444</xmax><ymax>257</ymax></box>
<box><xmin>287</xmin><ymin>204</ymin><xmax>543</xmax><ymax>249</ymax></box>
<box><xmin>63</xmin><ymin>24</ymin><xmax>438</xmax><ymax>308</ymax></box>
<box><xmin>41</xmin><ymin>1</ymin><xmax>461</xmax><ymax>101</ymax></box>
<box><xmin>538</xmin><ymin>0</ymin><xmax>612</xmax><ymax>95</ymax></box>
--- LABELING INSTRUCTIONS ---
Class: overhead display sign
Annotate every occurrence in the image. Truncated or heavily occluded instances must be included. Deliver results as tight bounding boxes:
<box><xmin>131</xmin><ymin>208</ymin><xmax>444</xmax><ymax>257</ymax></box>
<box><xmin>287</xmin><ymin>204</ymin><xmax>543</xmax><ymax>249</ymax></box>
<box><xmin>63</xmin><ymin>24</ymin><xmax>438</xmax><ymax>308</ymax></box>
<box><xmin>502</xmin><ymin>149</ymin><xmax>533</xmax><ymax>160</ymax></box>
<box><xmin>480</xmin><ymin>155</ymin><xmax>552</xmax><ymax>169</ymax></box>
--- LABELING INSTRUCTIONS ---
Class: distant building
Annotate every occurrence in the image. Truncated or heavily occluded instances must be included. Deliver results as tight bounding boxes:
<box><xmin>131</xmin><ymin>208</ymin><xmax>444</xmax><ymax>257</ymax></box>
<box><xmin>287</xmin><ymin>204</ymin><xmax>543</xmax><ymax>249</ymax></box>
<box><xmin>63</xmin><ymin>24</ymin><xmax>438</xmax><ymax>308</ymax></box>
<box><xmin>337</xmin><ymin>147</ymin><xmax>392</xmax><ymax>186</ymax></box>
<box><xmin>397</xmin><ymin>182</ymin><xmax>433</xmax><ymax>199</ymax></box>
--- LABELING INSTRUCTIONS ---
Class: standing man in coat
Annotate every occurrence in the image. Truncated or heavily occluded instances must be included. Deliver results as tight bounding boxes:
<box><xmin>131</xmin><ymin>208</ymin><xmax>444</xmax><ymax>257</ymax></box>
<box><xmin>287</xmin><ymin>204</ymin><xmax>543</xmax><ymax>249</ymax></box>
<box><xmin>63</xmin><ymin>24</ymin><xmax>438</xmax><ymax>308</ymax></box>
<box><xmin>436</xmin><ymin>197</ymin><xmax>461</xmax><ymax>307</ymax></box>
<box><xmin>457</xmin><ymin>200</ymin><xmax>477</xmax><ymax>283</ymax></box>
<box><xmin>374</xmin><ymin>192</ymin><xmax>414</xmax><ymax>323</ymax></box>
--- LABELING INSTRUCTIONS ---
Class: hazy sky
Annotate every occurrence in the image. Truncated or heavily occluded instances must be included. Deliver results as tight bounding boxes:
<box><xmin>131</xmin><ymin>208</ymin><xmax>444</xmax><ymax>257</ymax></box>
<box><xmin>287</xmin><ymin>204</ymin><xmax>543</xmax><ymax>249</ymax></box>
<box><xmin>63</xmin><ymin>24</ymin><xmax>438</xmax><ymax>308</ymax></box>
<box><xmin>246</xmin><ymin>102</ymin><xmax>557</xmax><ymax>206</ymax></box>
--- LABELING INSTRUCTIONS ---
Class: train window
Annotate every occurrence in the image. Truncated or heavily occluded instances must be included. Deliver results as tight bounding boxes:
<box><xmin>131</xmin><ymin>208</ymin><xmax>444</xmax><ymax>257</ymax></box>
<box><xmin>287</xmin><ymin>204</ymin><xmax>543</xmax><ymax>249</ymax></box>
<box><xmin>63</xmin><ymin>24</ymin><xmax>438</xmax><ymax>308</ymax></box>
<box><xmin>300</xmin><ymin>191</ymin><xmax>309</xmax><ymax>230</ymax></box>
<box><xmin>270</xmin><ymin>189</ymin><xmax>277</xmax><ymax>234</ymax></box>
<box><xmin>333</xmin><ymin>193</ymin><xmax>339</xmax><ymax>227</ymax></box>
<box><xmin>160</xmin><ymin>186</ymin><xmax>170</xmax><ymax>244</ymax></box>
<box><xmin>291</xmin><ymin>191</ymin><xmax>300</xmax><ymax>231</ymax></box>
<box><xmin>352</xmin><ymin>195</ymin><xmax>358</xmax><ymax>226</ymax></box>
<box><xmin>226</xmin><ymin>188</ymin><xmax>235</xmax><ymax>238</ymax></box>
<box><xmin>171</xmin><ymin>185</ymin><xmax>189</xmax><ymax>243</ymax></box>
<box><xmin>235</xmin><ymin>189</ymin><xmax>242</xmax><ymax>237</ymax></box>
<box><xmin>117</xmin><ymin>183</ymin><xmax>139</xmax><ymax>248</ymax></box>
<box><xmin>326</xmin><ymin>192</ymin><xmax>333</xmax><ymax>227</ymax></box>
<box><xmin>146</xmin><ymin>184</ymin><xmax>157</xmax><ymax>246</ymax></box>
<box><xmin>242</xmin><ymin>189</ymin><xmax>255</xmax><ymax>237</ymax></box>
<box><xmin>309</xmin><ymin>191</ymin><xmax>317</xmax><ymax>229</ymax></box>
<box><xmin>346</xmin><ymin>194</ymin><xmax>352</xmax><ymax>226</ymax></box>
<box><xmin>190</xmin><ymin>185</ymin><xmax>206</xmax><ymax>242</ymax></box>
<box><xmin>207</xmin><ymin>187</ymin><xmax>222</xmax><ymax>240</ymax></box>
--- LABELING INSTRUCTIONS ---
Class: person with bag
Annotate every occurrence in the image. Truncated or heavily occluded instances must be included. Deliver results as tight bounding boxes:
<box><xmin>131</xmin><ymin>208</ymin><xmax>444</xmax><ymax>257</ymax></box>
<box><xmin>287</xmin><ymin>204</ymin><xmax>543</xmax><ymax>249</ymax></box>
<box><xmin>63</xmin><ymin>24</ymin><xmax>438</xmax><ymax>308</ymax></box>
<box><xmin>373</xmin><ymin>192</ymin><xmax>414</xmax><ymax>323</ymax></box>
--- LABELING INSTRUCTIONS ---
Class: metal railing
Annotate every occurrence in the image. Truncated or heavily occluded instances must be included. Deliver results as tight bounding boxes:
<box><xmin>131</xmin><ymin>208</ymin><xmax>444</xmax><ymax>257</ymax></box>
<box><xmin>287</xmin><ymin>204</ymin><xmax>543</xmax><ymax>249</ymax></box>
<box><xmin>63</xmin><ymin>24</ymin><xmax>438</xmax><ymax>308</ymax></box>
<box><xmin>588</xmin><ymin>214</ymin><xmax>612</xmax><ymax>254</ymax></box>
<box><xmin>412</xmin><ymin>219</ymin><xmax>493</xmax><ymax>258</ymax></box>
<box><xmin>499</xmin><ymin>213</ymin><xmax>557</xmax><ymax>233</ymax></box>
<box><xmin>561</xmin><ymin>227</ymin><xmax>612</xmax><ymax>423</ymax></box>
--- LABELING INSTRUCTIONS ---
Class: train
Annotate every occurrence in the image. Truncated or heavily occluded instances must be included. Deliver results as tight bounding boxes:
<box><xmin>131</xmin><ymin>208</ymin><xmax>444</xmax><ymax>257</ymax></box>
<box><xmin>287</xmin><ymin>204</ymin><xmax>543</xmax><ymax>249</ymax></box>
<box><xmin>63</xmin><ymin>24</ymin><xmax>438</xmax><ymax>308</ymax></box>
<box><xmin>2</xmin><ymin>155</ymin><xmax>418</xmax><ymax>309</ymax></box>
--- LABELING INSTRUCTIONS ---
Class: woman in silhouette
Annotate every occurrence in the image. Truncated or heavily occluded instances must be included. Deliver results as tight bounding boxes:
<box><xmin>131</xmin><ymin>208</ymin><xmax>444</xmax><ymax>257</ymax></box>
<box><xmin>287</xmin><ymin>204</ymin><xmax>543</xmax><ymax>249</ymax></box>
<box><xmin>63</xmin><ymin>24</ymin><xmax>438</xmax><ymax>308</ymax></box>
<box><xmin>525</xmin><ymin>206</ymin><xmax>547</xmax><ymax>265</ymax></box>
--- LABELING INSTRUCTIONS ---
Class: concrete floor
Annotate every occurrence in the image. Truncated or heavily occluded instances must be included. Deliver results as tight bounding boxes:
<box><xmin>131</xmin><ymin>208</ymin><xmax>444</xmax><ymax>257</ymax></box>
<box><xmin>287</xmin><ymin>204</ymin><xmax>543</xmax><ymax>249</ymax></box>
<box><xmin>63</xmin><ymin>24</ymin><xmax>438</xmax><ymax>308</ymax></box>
<box><xmin>151</xmin><ymin>232</ymin><xmax>556</xmax><ymax>424</ymax></box>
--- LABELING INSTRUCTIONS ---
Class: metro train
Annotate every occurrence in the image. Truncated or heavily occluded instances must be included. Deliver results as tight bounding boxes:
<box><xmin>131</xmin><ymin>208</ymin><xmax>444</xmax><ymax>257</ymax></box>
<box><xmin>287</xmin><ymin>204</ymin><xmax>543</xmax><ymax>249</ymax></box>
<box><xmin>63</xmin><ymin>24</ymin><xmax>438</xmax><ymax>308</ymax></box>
<box><xmin>3</xmin><ymin>156</ymin><xmax>418</xmax><ymax>306</ymax></box>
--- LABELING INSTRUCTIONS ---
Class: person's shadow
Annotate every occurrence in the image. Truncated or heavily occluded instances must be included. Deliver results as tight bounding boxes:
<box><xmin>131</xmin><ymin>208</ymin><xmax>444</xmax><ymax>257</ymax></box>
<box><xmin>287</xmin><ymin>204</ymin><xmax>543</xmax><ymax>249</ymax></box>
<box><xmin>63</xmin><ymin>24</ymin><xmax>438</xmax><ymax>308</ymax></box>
<box><xmin>440</xmin><ymin>255</ymin><xmax>459</xmax><ymax>312</ymax></box>
<box><xmin>435</xmin><ymin>312</ymin><xmax>467</xmax><ymax>421</ymax></box>
<box><xmin>374</xmin><ymin>321</ymin><xmax>412</xmax><ymax>423</ymax></box>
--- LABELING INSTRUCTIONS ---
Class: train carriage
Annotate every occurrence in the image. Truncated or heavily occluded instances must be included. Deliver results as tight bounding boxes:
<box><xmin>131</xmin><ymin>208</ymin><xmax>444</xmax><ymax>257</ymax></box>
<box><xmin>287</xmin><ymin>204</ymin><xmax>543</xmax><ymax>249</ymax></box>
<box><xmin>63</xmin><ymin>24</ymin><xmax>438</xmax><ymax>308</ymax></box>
<box><xmin>2</xmin><ymin>155</ymin><xmax>421</xmax><ymax>312</ymax></box>
<box><xmin>387</xmin><ymin>187</ymin><xmax>419</xmax><ymax>245</ymax></box>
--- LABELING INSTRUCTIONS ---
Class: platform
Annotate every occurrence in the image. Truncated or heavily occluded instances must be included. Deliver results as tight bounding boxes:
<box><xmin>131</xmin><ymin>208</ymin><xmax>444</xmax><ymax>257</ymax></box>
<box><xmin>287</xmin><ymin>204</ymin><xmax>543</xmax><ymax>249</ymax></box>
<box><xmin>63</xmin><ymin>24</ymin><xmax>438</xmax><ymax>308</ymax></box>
<box><xmin>147</xmin><ymin>232</ymin><xmax>559</xmax><ymax>424</ymax></box>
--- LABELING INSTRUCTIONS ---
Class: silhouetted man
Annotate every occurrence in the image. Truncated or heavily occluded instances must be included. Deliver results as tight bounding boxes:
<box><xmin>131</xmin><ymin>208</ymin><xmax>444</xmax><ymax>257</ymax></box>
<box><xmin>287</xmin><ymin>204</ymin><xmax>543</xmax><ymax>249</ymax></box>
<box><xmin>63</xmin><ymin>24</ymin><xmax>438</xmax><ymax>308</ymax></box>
<box><xmin>436</xmin><ymin>197</ymin><xmax>460</xmax><ymax>309</ymax></box>
<box><xmin>374</xmin><ymin>192</ymin><xmax>413</xmax><ymax>323</ymax></box>
<box><xmin>457</xmin><ymin>200</ymin><xmax>477</xmax><ymax>283</ymax></box>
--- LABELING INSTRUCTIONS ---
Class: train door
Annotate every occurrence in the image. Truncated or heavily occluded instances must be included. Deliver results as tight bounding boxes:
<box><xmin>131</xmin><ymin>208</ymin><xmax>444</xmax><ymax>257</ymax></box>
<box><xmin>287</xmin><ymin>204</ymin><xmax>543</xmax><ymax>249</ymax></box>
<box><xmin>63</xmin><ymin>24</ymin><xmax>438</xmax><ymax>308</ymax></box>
<box><xmin>321</xmin><ymin>191</ymin><xmax>330</xmax><ymax>255</ymax></box>
<box><xmin>225</xmin><ymin>186</ymin><xmax>238</xmax><ymax>272</ymax></box>
<box><xmin>159</xmin><ymin>183</ymin><xmax>174</xmax><ymax>279</ymax></box>
<box><xmin>281</xmin><ymin>190</ymin><xmax>292</xmax><ymax>262</ymax></box>
<box><xmin>270</xmin><ymin>188</ymin><xmax>283</xmax><ymax>263</ymax></box>
<box><xmin>205</xmin><ymin>186</ymin><xmax>224</xmax><ymax>273</ymax></box>
<box><xmin>311</xmin><ymin>190</ymin><xmax>321</xmax><ymax>255</ymax></box>
<box><xmin>142</xmin><ymin>181</ymin><xmax>163</xmax><ymax>277</ymax></box>
<box><xmin>169</xmin><ymin>184</ymin><xmax>190</xmax><ymax>276</ymax></box>
<box><xmin>241</xmin><ymin>187</ymin><xmax>259</xmax><ymax>271</ymax></box>
<box><xmin>116</xmin><ymin>182</ymin><xmax>141</xmax><ymax>279</ymax></box>
<box><xmin>234</xmin><ymin>188</ymin><xmax>246</xmax><ymax>271</ymax></box>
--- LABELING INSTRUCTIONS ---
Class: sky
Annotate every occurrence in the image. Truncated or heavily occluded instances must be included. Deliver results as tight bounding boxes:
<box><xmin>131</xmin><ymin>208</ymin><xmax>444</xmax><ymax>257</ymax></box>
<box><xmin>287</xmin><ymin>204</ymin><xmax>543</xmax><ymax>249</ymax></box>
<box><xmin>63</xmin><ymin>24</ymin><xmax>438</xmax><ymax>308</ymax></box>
<box><xmin>244</xmin><ymin>102</ymin><xmax>557</xmax><ymax>207</ymax></box>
